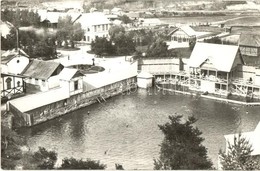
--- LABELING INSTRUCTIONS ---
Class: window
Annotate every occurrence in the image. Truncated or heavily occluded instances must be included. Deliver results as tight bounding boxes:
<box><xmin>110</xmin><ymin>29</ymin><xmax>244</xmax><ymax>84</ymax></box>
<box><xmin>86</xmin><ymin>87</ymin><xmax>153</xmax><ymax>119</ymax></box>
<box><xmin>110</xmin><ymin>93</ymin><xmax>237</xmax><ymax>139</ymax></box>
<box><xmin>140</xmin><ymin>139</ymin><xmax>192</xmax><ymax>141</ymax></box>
<box><xmin>106</xmin><ymin>24</ymin><xmax>108</xmax><ymax>30</ymax></box>
<box><xmin>17</xmin><ymin>60</ymin><xmax>20</xmax><ymax>63</ymax></box>
<box><xmin>102</xmin><ymin>25</ymin><xmax>105</xmax><ymax>31</ymax></box>
<box><xmin>42</xmin><ymin>80</ymin><xmax>46</xmax><ymax>86</ymax></box>
<box><xmin>178</xmin><ymin>37</ymin><xmax>182</xmax><ymax>43</ymax></box>
<box><xmin>35</xmin><ymin>78</ymin><xmax>39</xmax><ymax>84</ymax></box>
<box><xmin>74</xmin><ymin>80</ymin><xmax>79</xmax><ymax>90</ymax></box>
<box><xmin>17</xmin><ymin>81</ymin><xmax>21</xmax><ymax>87</ymax></box>
<box><xmin>173</xmin><ymin>36</ymin><xmax>177</xmax><ymax>41</ymax></box>
<box><xmin>6</xmin><ymin>77</ymin><xmax>12</xmax><ymax>89</ymax></box>
<box><xmin>183</xmin><ymin>37</ymin><xmax>186</xmax><ymax>42</ymax></box>
<box><xmin>94</xmin><ymin>26</ymin><xmax>97</xmax><ymax>32</ymax></box>
<box><xmin>87</xmin><ymin>36</ymin><xmax>90</xmax><ymax>42</ymax></box>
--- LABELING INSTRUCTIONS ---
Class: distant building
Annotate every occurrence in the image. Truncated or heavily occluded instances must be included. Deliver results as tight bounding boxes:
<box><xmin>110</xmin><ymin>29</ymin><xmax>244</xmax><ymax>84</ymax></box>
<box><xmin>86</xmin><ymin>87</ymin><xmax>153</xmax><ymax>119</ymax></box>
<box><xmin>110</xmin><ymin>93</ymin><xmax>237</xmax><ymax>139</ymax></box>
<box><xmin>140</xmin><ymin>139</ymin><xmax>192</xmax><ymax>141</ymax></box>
<box><xmin>21</xmin><ymin>60</ymin><xmax>64</xmax><ymax>92</ymax></box>
<box><xmin>75</xmin><ymin>12</ymin><xmax>111</xmax><ymax>44</ymax></box>
<box><xmin>239</xmin><ymin>34</ymin><xmax>260</xmax><ymax>57</ymax></box>
<box><xmin>141</xmin><ymin>18</ymin><xmax>161</xmax><ymax>27</ymax></box>
<box><xmin>168</xmin><ymin>25</ymin><xmax>213</xmax><ymax>48</ymax></box>
<box><xmin>222</xmin><ymin>0</ymin><xmax>247</xmax><ymax>5</ymax></box>
<box><xmin>111</xmin><ymin>7</ymin><xmax>123</xmax><ymax>15</ymax></box>
<box><xmin>89</xmin><ymin>7</ymin><xmax>97</xmax><ymax>13</ymax></box>
<box><xmin>103</xmin><ymin>9</ymin><xmax>110</xmax><ymax>15</ymax></box>
<box><xmin>38</xmin><ymin>10</ymin><xmax>81</xmax><ymax>28</ymax></box>
<box><xmin>239</xmin><ymin>34</ymin><xmax>260</xmax><ymax>67</ymax></box>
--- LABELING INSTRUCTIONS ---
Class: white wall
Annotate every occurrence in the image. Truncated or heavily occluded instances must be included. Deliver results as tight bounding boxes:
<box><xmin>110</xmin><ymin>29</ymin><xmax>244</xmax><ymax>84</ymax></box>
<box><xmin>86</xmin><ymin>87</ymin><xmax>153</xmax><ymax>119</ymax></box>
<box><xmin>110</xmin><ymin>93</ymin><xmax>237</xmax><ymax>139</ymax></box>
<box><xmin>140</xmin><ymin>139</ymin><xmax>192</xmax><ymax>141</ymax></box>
<box><xmin>7</xmin><ymin>56</ymin><xmax>30</xmax><ymax>75</ymax></box>
<box><xmin>137</xmin><ymin>77</ymin><xmax>153</xmax><ymax>88</ymax></box>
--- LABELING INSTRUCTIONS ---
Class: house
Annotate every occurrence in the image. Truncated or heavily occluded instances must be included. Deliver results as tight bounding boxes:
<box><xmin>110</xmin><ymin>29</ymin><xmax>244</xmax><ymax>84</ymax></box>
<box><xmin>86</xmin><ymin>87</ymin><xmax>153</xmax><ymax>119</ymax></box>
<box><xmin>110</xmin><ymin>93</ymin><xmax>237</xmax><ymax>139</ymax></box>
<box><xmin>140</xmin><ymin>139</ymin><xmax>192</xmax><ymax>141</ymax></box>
<box><xmin>125</xmin><ymin>12</ymin><xmax>140</xmax><ymax>20</ymax></box>
<box><xmin>1</xmin><ymin>73</ymin><xmax>26</xmax><ymax>102</ymax></box>
<box><xmin>90</xmin><ymin>7</ymin><xmax>98</xmax><ymax>13</ymax></box>
<box><xmin>239</xmin><ymin>34</ymin><xmax>260</xmax><ymax>57</ymax></box>
<box><xmin>38</xmin><ymin>11</ymin><xmax>81</xmax><ymax>28</ymax></box>
<box><xmin>141</xmin><ymin>18</ymin><xmax>162</xmax><ymax>27</ymax></box>
<box><xmin>111</xmin><ymin>7</ymin><xmax>123</xmax><ymax>15</ymax></box>
<box><xmin>1</xmin><ymin>49</ymin><xmax>30</xmax><ymax>75</ymax></box>
<box><xmin>76</xmin><ymin>12</ymin><xmax>111</xmax><ymax>44</ymax></box>
<box><xmin>168</xmin><ymin>25</ymin><xmax>213</xmax><ymax>48</ymax></box>
<box><xmin>58</xmin><ymin>68</ymin><xmax>84</xmax><ymax>96</ymax></box>
<box><xmin>188</xmin><ymin>42</ymin><xmax>243</xmax><ymax>96</ymax></box>
<box><xmin>220</xmin><ymin>122</ymin><xmax>260</xmax><ymax>169</ymax></box>
<box><xmin>21</xmin><ymin>60</ymin><xmax>64</xmax><ymax>92</ymax></box>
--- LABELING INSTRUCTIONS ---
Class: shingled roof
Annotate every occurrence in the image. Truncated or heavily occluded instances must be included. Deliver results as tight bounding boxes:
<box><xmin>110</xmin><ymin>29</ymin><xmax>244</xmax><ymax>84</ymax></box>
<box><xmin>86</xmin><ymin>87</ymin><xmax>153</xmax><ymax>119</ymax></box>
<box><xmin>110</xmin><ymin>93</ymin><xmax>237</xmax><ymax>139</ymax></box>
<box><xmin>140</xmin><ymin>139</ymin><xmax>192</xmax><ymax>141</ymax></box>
<box><xmin>239</xmin><ymin>34</ymin><xmax>260</xmax><ymax>47</ymax></box>
<box><xmin>21</xmin><ymin>60</ymin><xmax>63</xmax><ymax>80</ymax></box>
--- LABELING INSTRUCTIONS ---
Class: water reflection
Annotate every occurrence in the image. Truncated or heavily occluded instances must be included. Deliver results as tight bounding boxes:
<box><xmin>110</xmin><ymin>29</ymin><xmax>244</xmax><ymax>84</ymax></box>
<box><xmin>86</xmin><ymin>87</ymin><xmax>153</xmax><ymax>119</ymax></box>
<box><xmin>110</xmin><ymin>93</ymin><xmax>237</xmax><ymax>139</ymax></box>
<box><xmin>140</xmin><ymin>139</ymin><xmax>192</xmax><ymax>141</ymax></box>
<box><xmin>18</xmin><ymin>89</ymin><xmax>260</xmax><ymax>169</ymax></box>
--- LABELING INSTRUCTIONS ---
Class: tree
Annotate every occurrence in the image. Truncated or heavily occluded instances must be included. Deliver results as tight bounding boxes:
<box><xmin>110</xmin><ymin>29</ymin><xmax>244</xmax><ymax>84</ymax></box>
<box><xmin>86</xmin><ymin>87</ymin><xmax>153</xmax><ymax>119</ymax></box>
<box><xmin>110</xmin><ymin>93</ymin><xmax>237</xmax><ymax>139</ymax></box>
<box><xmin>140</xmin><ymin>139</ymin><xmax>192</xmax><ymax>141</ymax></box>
<box><xmin>119</xmin><ymin>15</ymin><xmax>132</xmax><ymax>24</ymax></box>
<box><xmin>219</xmin><ymin>133</ymin><xmax>260</xmax><ymax>170</ymax></box>
<box><xmin>59</xmin><ymin>157</ymin><xmax>106</xmax><ymax>169</ymax></box>
<box><xmin>1</xmin><ymin>28</ymin><xmax>17</xmax><ymax>50</ymax></box>
<box><xmin>113</xmin><ymin>32</ymin><xmax>135</xmax><ymax>55</ymax></box>
<box><xmin>109</xmin><ymin>25</ymin><xmax>125</xmax><ymax>40</ymax></box>
<box><xmin>146</xmin><ymin>39</ymin><xmax>169</xmax><ymax>57</ymax></box>
<box><xmin>154</xmin><ymin>114</ymin><xmax>213</xmax><ymax>170</ymax></box>
<box><xmin>32</xmin><ymin>147</ymin><xmax>58</xmax><ymax>169</ymax></box>
<box><xmin>1</xmin><ymin>125</ymin><xmax>25</xmax><ymax>169</ymax></box>
<box><xmin>91</xmin><ymin>37</ymin><xmax>115</xmax><ymax>56</ymax></box>
<box><xmin>1</xmin><ymin>9</ymin><xmax>40</xmax><ymax>27</ymax></box>
<box><xmin>56</xmin><ymin>15</ymin><xmax>84</xmax><ymax>48</ymax></box>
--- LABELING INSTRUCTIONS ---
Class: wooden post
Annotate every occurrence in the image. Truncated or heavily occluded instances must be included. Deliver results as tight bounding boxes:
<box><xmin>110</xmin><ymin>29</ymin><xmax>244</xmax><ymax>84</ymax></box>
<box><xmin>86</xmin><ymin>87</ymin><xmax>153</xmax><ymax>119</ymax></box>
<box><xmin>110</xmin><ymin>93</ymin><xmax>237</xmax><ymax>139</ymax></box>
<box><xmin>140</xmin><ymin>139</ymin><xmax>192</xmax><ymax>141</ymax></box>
<box><xmin>226</xmin><ymin>73</ymin><xmax>229</xmax><ymax>92</ymax></box>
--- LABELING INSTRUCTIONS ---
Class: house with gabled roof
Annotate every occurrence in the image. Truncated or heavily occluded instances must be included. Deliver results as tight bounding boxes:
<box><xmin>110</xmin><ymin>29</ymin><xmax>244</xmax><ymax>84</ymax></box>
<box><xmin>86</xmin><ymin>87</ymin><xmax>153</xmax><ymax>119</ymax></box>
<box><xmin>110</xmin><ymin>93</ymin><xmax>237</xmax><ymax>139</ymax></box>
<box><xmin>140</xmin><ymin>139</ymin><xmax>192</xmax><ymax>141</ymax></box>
<box><xmin>59</xmin><ymin>68</ymin><xmax>84</xmax><ymax>96</ymax></box>
<box><xmin>188</xmin><ymin>42</ymin><xmax>243</xmax><ymax>95</ymax></box>
<box><xmin>1</xmin><ymin>49</ymin><xmax>30</xmax><ymax>75</ymax></box>
<box><xmin>168</xmin><ymin>25</ymin><xmax>213</xmax><ymax>48</ymax></box>
<box><xmin>21</xmin><ymin>60</ymin><xmax>64</xmax><ymax>92</ymax></box>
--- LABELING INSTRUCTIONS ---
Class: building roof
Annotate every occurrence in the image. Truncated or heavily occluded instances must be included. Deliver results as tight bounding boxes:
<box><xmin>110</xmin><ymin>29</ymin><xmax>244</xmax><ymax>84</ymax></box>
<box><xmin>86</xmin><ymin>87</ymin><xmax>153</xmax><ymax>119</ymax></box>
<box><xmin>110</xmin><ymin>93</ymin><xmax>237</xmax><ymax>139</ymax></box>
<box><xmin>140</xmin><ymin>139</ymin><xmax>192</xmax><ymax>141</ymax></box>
<box><xmin>188</xmin><ymin>42</ymin><xmax>240</xmax><ymax>72</ymax></box>
<box><xmin>39</xmin><ymin>11</ymin><xmax>82</xmax><ymax>23</ymax></box>
<box><xmin>142</xmin><ymin>18</ymin><xmax>162</xmax><ymax>25</ymax></box>
<box><xmin>21</xmin><ymin>60</ymin><xmax>63</xmax><ymax>80</ymax></box>
<box><xmin>224</xmin><ymin>122</ymin><xmax>260</xmax><ymax>155</ymax></box>
<box><xmin>9</xmin><ymin>87</ymin><xmax>69</xmax><ymax>112</ymax></box>
<box><xmin>111</xmin><ymin>7</ymin><xmax>122</xmax><ymax>12</ymax></box>
<box><xmin>76</xmin><ymin>12</ymin><xmax>111</xmax><ymax>27</ymax></box>
<box><xmin>180</xmin><ymin>25</ymin><xmax>197</xmax><ymax>37</ymax></box>
<box><xmin>1</xmin><ymin>73</ymin><xmax>26</xmax><ymax>78</ymax></box>
<box><xmin>83</xmin><ymin>60</ymin><xmax>137</xmax><ymax>91</ymax></box>
<box><xmin>239</xmin><ymin>34</ymin><xmax>260</xmax><ymax>47</ymax></box>
<box><xmin>59</xmin><ymin>68</ymin><xmax>84</xmax><ymax>81</ymax></box>
<box><xmin>1</xmin><ymin>49</ymin><xmax>29</xmax><ymax>64</ymax></box>
<box><xmin>137</xmin><ymin>71</ymin><xmax>153</xmax><ymax>78</ymax></box>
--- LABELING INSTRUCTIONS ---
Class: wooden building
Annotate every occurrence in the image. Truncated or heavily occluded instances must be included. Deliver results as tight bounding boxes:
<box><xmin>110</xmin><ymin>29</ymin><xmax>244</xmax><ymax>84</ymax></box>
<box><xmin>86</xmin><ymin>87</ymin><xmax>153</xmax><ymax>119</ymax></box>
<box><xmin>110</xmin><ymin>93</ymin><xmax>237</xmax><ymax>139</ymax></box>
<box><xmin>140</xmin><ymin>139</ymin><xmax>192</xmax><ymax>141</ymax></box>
<box><xmin>239</xmin><ymin>34</ymin><xmax>260</xmax><ymax>58</ymax></box>
<box><xmin>1</xmin><ymin>73</ymin><xmax>26</xmax><ymax>102</ymax></box>
<box><xmin>188</xmin><ymin>42</ymin><xmax>243</xmax><ymax>96</ymax></box>
<box><xmin>21</xmin><ymin>60</ymin><xmax>64</xmax><ymax>92</ymax></box>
